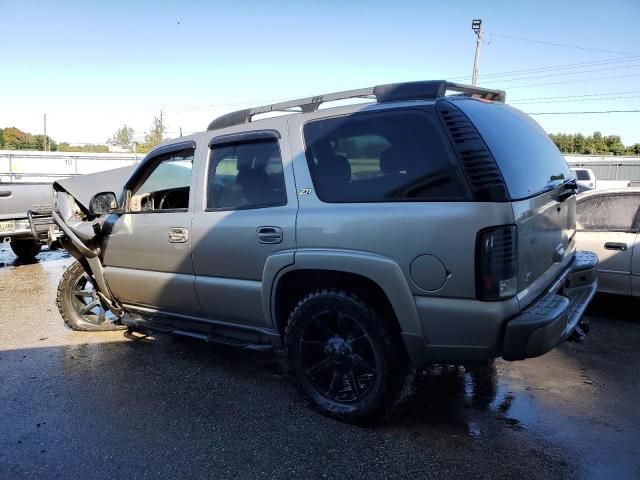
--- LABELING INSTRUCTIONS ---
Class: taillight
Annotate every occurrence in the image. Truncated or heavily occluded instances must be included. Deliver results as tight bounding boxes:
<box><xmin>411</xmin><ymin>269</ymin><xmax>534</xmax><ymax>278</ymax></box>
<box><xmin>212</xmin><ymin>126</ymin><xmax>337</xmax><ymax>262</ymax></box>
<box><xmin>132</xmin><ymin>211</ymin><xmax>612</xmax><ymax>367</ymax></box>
<box><xmin>476</xmin><ymin>225</ymin><xmax>518</xmax><ymax>301</ymax></box>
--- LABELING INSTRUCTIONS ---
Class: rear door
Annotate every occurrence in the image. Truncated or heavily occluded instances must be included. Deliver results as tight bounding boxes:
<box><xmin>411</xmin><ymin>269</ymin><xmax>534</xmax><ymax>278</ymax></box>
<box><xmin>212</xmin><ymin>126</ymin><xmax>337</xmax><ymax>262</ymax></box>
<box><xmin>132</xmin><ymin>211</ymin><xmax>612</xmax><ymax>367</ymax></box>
<box><xmin>575</xmin><ymin>192</ymin><xmax>640</xmax><ymax>296</ymax></box>
<box><xmin>190</xmin><ymin>130</ymin><xmax>297</xmax><ymax>327</ymax></box>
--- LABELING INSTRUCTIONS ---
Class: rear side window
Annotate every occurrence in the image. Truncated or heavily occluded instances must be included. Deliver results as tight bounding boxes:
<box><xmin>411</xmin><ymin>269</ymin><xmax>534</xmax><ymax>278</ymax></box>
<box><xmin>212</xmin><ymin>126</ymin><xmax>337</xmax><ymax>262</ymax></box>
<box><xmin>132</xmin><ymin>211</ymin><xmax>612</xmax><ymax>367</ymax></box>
<box><xmin>456</xmin><ymin>100</ymin><xmax>571</xmax><ymax>200</ymax></box>
<box><xmin>207</xmin><ymin>139</ymin><xmax>287</xmax><ymax>210</ymax></box>
<box><xmin>303</xmin><ymin>109</ymin><xmax>468</xmax><ymax>203</ymax></box>
<box><xmin>577</xmin><ymin>194</ymin><xmax>640</xmax><ymax>231</ymax></box>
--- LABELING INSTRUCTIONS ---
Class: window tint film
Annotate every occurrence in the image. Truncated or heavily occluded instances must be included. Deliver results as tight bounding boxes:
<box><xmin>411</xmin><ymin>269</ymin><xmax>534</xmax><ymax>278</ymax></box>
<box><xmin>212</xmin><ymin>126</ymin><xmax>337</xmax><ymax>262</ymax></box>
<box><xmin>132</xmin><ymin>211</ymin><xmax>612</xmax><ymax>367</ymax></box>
<box><xmin>130</xmin><ymin>149</ymin><xmax>194</xmax><ymax>212</ymax></box>
<box><xmin>207</xmin><ymin>139</ymin><xmax>286</xmax><ymax>209</ymax></box>
<box><xmin>576</xmin><ymin>194</ymin><xmax>640</xmax><ymax>231</ymax></box>
<box><xmin>303</xmin><ymin>109</ymin><xmax>467</xmax><ymax>203</ymax></box>
<box><xmin>456</xmin><ymin>100</ymin><xmax>571</xmax><ymax>200</ymax></box>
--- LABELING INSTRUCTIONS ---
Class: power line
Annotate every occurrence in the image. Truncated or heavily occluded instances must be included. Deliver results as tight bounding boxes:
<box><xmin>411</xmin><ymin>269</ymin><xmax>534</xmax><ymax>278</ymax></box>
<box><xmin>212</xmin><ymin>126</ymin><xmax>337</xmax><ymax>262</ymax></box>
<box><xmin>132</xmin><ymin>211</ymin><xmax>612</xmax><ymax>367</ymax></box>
<box><xmin>506</xmin><ymin>72</ymin><xmax>640</xmax><ymax>89</ymax></box>
<box><xmin>527</xmin><ymin>109</ymin><xmax>640</xmax><ymax>115</ymax></box>
<box><xmin>511</xmin><ymin>90</ymin><xmax>640</xmax><ymax>102</ymax></box>
<box><xmin>480</xmin><ymin>63</ymin><xmax>640</xmax><ymax>84</ymax></box>
<box><xmin>448</xmin><ymin>56</ymin><xmax>640</xmax><ymax>81</ymax></box>
<box><xmin>490</xmin><ymin>33</ymin><xmax>640</xmax><ymax>57</ymax></box>
<box><xmin>511</xmin><ymin>94</ymin><xmax>640</xmax><ymax>105</ymax></box>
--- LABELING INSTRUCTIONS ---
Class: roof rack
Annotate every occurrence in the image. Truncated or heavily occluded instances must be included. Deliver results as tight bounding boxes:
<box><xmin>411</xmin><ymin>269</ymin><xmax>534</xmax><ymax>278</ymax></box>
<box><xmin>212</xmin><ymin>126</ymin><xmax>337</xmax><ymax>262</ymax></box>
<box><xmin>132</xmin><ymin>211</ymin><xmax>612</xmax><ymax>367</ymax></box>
<box><xmin>207</xmin><ymin>80</ymin><xmax>506</xmax><ymax>131</ymax></box>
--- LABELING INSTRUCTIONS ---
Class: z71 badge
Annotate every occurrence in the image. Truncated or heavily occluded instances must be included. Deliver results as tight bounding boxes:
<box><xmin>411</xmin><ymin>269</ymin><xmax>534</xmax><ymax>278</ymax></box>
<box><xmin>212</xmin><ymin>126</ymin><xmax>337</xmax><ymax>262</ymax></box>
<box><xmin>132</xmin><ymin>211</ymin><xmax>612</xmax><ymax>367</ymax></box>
<box><xmin>297</xmin><ymin>188</ymin><xmax>313</xmax><ymax>195</ymax></box>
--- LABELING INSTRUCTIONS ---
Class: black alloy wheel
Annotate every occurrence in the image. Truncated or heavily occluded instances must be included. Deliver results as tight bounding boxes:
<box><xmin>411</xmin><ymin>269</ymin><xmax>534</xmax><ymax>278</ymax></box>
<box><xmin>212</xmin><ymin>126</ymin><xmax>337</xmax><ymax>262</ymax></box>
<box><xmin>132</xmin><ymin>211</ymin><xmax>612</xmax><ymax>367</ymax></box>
<box><xmin>286</xmin><ymin>290</ymin><xmax>407</xmax><ymax>422</ymax></box>
<box><xmin>300</xmin><ymin>310</ymin><xmax>377</xmax><ymax>403</ymax></box>
<box><xmin>57</xmin><ymin>260</ymin><xmax>124</xmax><ymax>331</ymax></box>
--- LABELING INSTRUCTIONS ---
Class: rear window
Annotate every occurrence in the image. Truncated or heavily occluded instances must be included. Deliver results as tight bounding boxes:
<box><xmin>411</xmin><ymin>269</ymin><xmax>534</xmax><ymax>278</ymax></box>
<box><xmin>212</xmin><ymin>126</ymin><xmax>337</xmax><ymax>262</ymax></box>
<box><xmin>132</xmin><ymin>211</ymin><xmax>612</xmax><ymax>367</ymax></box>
<box><xmin>572</xmin><ymin>169</ymin><xmax>591</xmax><ymax>181</ymax></box>
<box><xmin>303</xmin><ymin>109</ymin><xmax>468</xmax><ymax>203</ymax></box>
<box><xmin>456</xmin><ymin>100</ymin><xmax>571</xmax><ymax>200</ymax></box>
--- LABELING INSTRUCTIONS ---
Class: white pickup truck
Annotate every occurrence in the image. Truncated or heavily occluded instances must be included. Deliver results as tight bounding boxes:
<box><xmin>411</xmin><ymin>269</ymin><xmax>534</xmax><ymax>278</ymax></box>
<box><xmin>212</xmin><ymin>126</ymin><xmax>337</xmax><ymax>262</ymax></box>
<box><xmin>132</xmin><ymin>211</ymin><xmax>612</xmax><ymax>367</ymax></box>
<box><xmin>0</xmin><ymin>182</ymin><xmax>55</xmax><ymax>260</ymax></box>
<box><xmin>570</xmin><ymin>168</ymin><xmax>631</xmax><ymax>192</ymax></box>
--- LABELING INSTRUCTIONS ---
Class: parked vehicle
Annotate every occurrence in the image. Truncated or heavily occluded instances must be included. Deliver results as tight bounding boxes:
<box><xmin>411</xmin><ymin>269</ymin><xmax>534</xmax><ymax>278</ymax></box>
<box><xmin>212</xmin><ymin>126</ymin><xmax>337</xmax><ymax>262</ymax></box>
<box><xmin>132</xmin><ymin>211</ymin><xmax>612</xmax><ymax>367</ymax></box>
<box><xmin>52</xmin><ymin>80</ymin><xmax>598</xmax><ymax>421</ymax></box>
<box><xmin>570</xmin><ymin>167</ymin><xmax>631</xmax><ymax>191</ymax></box>
<box><xmin>575</xmin><ymin>188</ymin><xmax>640</xmax><ymax>296</ymax></box>
<box><xmin>0</xmin><ymin>181</ymin><xmax>55</xmax><ymax>260</ymax></box>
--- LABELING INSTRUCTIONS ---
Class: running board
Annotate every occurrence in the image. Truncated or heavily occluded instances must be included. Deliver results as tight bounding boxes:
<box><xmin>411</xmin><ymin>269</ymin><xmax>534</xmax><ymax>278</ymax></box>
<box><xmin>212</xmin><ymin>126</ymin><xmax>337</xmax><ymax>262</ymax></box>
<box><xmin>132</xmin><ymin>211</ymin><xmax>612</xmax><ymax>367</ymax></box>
<box><xmin>121</xmin><ymin>314</ymin><xmax>274</xmax><ymax>351</ymax></box>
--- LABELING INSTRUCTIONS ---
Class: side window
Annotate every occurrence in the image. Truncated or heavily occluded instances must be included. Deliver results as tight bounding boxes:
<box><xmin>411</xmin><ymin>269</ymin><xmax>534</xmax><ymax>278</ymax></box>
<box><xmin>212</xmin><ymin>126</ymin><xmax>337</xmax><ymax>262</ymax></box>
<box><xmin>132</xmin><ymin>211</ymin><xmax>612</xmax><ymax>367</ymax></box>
<box><xmin>576</xmin><ymin>194</ymin><xmax>640</xmax><ymax>231</ymax></box>
<box><xmin>303</xmin><ymin>109</ymin><xmax>468</xmax><ymax>203</ymax></box>
<box><xmin>129</xmin><ymin>149</ymin><xmax>194</xmax><ymax>212</ymax></box>
<box><xmin>207</xmin><ymin>139</ymin><xmax>287</xmax><ymax>210</ymax></box>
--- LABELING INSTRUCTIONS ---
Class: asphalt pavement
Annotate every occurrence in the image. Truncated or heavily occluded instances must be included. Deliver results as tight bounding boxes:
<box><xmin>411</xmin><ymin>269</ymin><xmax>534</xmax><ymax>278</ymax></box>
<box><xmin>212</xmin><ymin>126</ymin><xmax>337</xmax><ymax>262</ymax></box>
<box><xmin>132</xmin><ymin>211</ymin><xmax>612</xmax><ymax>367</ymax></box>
<box><xmin>0</xmin><ymin>244</ymin><xmax>639</xmax><ymax>479</ymax></box>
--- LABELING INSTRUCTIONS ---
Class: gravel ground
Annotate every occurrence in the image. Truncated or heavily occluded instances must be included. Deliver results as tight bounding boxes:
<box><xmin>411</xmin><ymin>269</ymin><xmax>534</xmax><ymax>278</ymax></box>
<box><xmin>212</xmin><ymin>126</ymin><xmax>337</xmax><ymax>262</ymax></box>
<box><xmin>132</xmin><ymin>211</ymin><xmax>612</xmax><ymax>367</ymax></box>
<box><xmin>0</xmin><ymin>244</ymin><xmax>639</xmax><ymax>479</ymax></box>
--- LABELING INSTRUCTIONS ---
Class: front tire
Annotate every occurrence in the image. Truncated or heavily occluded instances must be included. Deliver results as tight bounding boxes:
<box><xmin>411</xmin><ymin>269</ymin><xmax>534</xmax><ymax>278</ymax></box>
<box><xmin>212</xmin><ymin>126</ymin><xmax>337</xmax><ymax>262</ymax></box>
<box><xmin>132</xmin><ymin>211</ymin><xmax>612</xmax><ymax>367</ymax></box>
<box><xmin>285</xmin><ymin>290</ymin><xmax>408</xmax><ymax>422</ymax></box>
<box><xmin>10</xmin><ymin>239</ymin><xmax>41</xmax><ymax>261</ymax></box>
<box><xmin>57</xmin><ymin>260</ymin><xmax>124</xmax><ymax>331</ymax></box>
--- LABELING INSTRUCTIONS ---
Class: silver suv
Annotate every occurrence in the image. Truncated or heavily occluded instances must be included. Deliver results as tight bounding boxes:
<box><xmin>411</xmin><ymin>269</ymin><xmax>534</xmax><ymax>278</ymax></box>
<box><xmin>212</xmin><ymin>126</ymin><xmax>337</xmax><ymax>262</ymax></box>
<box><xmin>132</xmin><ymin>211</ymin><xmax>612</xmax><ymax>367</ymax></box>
<box><xmin>53</xmin><ymin>80</ymin><xmax>598</xmax><ymax>421</ymax></box>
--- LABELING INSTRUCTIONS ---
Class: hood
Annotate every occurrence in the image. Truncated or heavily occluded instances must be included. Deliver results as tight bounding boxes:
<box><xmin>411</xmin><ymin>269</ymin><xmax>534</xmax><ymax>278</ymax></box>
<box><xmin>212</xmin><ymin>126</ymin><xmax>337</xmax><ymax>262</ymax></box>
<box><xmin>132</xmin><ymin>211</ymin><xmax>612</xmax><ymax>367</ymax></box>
<box><xmin>53</xmin><ymin>165</ymin><xmax>135</xmax><ymax>211</ymax></box>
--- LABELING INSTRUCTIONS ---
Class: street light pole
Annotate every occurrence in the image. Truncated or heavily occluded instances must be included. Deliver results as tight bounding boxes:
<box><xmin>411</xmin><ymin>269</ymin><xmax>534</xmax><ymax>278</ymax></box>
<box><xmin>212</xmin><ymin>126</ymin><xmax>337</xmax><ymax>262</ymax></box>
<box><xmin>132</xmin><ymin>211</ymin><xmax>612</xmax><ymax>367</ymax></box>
<box><xmin>471</xmin><ymin>19</ymin><xmax>483</xmax><ymax>86</ymax></box>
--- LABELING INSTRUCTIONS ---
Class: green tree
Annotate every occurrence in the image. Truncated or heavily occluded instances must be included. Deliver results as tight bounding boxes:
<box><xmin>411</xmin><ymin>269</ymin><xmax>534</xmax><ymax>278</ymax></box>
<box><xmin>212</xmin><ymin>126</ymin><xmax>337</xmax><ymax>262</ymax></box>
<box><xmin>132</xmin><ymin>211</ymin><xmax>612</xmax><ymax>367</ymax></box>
<box><xmin>144</xmin><ymin>116</ymin><xmax>165</xmax><ymax>149</ymax></box>
<box><xmin>109</xmin><ymin>124</ymin><xmax>134</xmax><ymax>148</ymax></box>
<box><xmin>604</xmin><ymin>135</ymin><xmax>625</xmax><ymax>156</ymax></box>
<box><xmin>626</xmin><ymin>143</ymin><xmax>640</xmax><ymax>156</ymax></box>
<box><xmin>2</xmin><ymin>127</ymin><xmax>30</xmax><ymax>149</ymax></box>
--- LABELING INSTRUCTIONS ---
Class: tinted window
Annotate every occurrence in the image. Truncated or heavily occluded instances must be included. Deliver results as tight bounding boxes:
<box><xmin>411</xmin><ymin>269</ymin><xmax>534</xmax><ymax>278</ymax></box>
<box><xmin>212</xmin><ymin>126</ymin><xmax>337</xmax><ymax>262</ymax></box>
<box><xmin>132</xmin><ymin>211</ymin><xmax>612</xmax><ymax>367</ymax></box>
<box><xmin>576</xmin><ymin>194</ymin><xmax>640</xmax><ymax>231</ymax></box>
<box><xmin>207</xmin><ymin>139</ymin><xmax>286</xmax><ymax>209</ymax></box>
<box><xmin>456</xmin><ymin>100</ymin><xmax>571</xmax><ymax>200</ymax></box>
<box><xmin>129</xmin><ymin>149</ymin><xmax>193</xmax><ymax>212</ymax></box>
<box><xmin>572</xmin><ymin>169</ymin><xmax>591</xmax><ymax>181</ymax></box>
<box><xmin>303</xmin><ymin>109</ymin><xmax>467</xmax><ymax>203</ymax></box>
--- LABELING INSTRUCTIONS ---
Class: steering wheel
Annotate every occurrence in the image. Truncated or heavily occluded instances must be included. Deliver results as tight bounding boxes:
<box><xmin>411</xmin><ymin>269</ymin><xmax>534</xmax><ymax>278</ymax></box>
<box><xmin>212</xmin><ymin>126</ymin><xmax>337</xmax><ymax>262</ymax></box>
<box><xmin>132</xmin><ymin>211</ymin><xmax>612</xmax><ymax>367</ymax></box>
<box><xmin>158</xmin><ymin>189</ymin><xmax>188</xmax><ymax>210</ymax></box>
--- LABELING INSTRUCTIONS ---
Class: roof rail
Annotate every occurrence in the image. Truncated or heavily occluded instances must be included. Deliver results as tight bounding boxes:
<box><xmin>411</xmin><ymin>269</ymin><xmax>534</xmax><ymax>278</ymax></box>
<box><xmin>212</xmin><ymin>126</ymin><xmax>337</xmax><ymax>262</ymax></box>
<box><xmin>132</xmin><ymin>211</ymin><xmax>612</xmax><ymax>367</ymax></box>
<box><xmin>207</xmin><ymin>80</ymin><xmax>506</xmax><ymax>131</ymax></box>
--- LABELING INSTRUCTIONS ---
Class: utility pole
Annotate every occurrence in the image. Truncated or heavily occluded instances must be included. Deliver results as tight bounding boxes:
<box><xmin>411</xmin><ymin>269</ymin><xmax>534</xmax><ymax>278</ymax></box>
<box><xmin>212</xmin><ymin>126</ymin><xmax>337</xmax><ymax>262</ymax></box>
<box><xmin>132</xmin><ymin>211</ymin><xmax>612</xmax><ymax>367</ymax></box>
<box><xmin>160</xmin><ymin>110</ymin><xmax>164</xmax><ymax>141</ymax></box>
<box><xmin>471</xmin><ymin>19</ymin><xmax>483</xmax><ymax>86</ymax></box>
<box><xmin>43</xmin><ymin>113</ymin><xmax>48</xmax><ymax>151</ymax></box>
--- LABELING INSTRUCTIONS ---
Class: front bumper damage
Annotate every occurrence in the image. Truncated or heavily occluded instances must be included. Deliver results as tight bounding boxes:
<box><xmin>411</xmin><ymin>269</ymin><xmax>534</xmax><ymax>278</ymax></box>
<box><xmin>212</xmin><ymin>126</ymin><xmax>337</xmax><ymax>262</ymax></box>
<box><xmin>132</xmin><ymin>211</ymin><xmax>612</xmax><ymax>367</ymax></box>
<box><xmin>502</xmin><ymin>251</ymin><xmax>598</xmax><ymax>361</ymax></box>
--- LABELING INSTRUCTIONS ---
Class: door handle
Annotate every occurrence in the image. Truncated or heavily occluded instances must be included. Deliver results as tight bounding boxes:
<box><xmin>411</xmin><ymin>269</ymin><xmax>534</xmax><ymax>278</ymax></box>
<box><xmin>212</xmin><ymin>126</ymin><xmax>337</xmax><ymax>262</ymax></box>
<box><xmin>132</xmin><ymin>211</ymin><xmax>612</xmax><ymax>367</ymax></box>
<box><xmin>257</xmin><ymin>226</ymin><xmax>283</xmax><ymax>244</ymax></box>
<box><xmin>168</xmin><ymin>227</ymin><xmax>189</xmax><ymax>243</ymax></box>
<box><xmin>604</xmin><ymin>242</ymin><xmax>627</xmax><ymax>251</ymax></box>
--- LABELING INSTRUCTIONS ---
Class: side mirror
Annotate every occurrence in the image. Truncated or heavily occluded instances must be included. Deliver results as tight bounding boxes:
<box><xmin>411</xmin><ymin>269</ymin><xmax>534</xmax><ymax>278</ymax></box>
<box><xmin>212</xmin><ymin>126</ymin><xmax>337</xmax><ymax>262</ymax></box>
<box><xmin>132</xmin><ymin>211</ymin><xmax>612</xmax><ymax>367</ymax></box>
<box><xmin>89</xmin><ymin>192</ymin><xmax>121</xmax><ymax>215</ymax></box>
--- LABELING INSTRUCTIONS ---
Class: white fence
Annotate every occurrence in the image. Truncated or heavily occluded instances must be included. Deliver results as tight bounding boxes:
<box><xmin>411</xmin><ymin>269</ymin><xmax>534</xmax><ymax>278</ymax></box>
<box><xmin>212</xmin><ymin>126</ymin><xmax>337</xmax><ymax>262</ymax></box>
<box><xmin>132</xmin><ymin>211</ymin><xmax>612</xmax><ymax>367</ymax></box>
<box><xmin>0</xmin><ymin>150</ymin><xmax>140</xmax><ymax>183</ymax></box>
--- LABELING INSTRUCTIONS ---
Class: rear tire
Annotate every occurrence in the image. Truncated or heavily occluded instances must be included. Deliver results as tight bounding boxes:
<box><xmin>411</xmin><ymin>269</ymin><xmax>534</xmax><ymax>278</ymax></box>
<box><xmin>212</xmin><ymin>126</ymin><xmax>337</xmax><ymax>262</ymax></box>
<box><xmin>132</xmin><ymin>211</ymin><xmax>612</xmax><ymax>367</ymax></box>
<box><xmin>10</xmin><ymin>239</ymin><xmax>41</xmax><ymax>261</ymax></box>
<box><xmin>57</xmin><ymin>260</ymin><xmax>125</xmax><ymax>331</ymax></box>
<box><xmin>285</xmin><ymin>289</ymin><xmax>408</xmax><ymax>422</ymax></box>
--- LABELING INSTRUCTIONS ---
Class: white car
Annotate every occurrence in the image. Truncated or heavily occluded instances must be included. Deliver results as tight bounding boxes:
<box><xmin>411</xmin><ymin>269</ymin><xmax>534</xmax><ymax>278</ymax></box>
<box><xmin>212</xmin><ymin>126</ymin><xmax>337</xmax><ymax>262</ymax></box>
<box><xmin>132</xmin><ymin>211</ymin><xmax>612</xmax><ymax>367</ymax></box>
<box><xmin>576</xmin><ymin>188</ymin><xmax>640</xmax><ymax>296</ymax></box>
<box><xmin>570</xmin><ymin>167</ymin><xmax>631</xmax><ymax>191</ymax></box>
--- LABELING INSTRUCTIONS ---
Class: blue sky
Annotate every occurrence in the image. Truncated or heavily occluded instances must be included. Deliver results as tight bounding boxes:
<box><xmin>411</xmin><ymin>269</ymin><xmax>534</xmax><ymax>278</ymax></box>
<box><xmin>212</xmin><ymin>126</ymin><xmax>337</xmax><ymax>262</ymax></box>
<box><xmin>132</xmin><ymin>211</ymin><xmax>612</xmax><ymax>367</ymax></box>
<box><xmin>1</xmin><ymin>0</ymin><xmax>639</xmax><ymax>145</ymax></box>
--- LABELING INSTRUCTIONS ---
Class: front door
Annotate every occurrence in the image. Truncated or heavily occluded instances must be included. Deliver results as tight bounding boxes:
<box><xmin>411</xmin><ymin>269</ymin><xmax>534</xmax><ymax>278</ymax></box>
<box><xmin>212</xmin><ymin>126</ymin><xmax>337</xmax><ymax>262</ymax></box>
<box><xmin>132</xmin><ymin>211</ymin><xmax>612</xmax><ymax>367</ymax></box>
<box><xmin>190</xmin><ymin>131</ymin><xmax>297</xmax><ymax>327</ymax></box>
<box><xmin>576</xmin><ymin>192</ymin><xmax>640</xmax><ymax>296</ymax></box>
<box><xmin>101</xmin><ymin>142</ymin><xmax>201</xmax><ymax>314</ymax></box>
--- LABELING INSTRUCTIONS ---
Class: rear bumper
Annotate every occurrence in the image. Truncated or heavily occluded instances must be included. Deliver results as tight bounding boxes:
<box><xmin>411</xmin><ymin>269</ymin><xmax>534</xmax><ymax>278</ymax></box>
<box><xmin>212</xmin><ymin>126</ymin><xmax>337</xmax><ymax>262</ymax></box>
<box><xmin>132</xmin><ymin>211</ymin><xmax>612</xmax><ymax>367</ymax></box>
<box><xmin>501</xmin><ymin>250</ymin><xmax>598</xmax><ymax>361</ymax></box>
<box><xmin>0</xmin><ymin>218</ymin><xmax>32</xmax><ymax>240</ymax></box>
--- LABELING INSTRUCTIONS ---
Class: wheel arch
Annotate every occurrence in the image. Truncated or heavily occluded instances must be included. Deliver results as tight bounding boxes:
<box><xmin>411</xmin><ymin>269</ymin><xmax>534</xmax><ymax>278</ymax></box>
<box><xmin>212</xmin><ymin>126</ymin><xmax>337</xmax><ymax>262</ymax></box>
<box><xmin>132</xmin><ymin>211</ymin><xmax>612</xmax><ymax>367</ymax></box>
<box><xmin>269</xmin><ymin>250</ymin><xmax>424</xmax><ymax>346</ymax></box>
